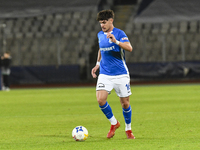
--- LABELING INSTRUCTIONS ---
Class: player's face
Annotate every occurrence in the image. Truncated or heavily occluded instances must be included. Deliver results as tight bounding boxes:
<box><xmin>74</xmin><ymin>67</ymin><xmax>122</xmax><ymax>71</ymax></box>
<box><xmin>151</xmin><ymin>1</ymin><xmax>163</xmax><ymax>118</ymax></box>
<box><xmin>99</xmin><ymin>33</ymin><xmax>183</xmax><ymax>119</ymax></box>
<box><xmin>3</xmin><ymin>53</ymin><xmax>9</xmax><ymax>58</ymax></box>
<box><xmin>99</xmin><ymin>18</ymin><xmax>113</xmax><ymax>32</ymax></box>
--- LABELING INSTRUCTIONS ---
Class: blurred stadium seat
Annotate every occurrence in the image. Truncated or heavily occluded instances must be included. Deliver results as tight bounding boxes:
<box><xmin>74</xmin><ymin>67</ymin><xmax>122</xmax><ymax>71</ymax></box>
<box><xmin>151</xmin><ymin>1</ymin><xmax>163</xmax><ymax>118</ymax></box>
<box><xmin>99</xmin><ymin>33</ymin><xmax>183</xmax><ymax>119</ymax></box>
<box><xmin>1</xmin><ymin>9</ymin><xmax>100</xmax><ymax>66</ymax></box>
<box><xmin>0</xmin><ymin>0</ymin><xmax>199</xmax><ymax>71</ymax></box>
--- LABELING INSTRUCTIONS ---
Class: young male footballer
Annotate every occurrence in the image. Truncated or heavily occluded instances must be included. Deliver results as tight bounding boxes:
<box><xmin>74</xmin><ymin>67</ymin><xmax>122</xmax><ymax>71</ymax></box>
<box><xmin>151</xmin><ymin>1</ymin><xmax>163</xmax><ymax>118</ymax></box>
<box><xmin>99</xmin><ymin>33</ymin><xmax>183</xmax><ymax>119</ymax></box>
<box><xmin>91</xmin><ymin>10</ymin><xmax>135</xmax><ymax>139</ymax></box>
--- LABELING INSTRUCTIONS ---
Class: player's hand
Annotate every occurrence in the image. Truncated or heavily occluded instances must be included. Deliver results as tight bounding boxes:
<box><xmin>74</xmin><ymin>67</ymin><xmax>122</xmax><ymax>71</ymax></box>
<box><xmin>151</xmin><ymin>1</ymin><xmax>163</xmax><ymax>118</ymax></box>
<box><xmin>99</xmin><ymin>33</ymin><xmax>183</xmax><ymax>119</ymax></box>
<box><xmin>107</xmin><ymin>33</ymin><xmax>116</xmax><ymax>43</ymax></box>
<box><xmin>91</xmin><ymin>65</ymin><xmax>99</xmax><ymax>78</ymax></box>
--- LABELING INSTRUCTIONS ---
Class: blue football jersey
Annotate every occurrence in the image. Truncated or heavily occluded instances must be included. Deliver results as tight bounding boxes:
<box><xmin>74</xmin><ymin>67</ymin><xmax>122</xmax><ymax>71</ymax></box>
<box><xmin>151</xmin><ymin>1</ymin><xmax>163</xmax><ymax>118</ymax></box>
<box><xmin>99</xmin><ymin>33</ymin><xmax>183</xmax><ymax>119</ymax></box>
<box><xmin>98</xmin><ymin>27</ymin><xmax>130</xmax><ymax>76</ymax></box>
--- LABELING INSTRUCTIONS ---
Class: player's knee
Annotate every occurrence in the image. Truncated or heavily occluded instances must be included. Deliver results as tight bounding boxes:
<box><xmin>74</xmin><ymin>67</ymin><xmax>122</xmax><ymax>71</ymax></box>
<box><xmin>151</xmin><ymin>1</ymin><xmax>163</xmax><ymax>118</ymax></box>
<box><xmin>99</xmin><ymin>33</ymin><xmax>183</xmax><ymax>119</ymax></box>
<box><xmin>96</xmin><ymin>91</ymin><xmax>108</xmax><ymax>106</ymax></box>
<box><xmin>97</xmin><ymin>97</ymin><xmax>106</xmax><ymax>106</ymax></box>
<box><xmin>96</xmin><ymin>94</ymin><xmax>106</xmax><ymax>106</ymax></box>
<box><xmin>121</xmin><ymin>101</ymin><xmax>130</xmax><ymax>109</ymax></box>
<box><xmin>120</xmin><ymin>97</ymin><xmax>130</xmax><ymax>109</ymax></box>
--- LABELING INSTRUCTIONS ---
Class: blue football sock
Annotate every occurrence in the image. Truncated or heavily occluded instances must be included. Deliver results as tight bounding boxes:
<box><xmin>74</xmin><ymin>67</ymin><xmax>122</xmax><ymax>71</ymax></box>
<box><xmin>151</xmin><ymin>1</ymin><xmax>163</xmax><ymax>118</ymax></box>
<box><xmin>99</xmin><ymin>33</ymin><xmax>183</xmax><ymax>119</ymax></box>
<box><xmin>123</xmin><ymin>105</ymin><xmax>132</xmax><ymax>124</ymax></box>
<box><xmin>99</xmin><ymin>102</ymin><xmax>113</xmax><ymax>119</ymax></box>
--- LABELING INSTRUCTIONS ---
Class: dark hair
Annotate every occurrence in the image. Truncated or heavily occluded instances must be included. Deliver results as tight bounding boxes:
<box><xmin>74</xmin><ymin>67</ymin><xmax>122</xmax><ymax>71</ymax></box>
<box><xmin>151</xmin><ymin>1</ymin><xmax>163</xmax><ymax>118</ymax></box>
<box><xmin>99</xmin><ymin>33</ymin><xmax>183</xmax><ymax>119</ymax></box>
<box><xmin>97</xmin><ymin>10</ymin><xmax>114</xmax><ymax>21</ymax></box>
<box><xmin>5</xmin><ymin>51</ymin><xmax>10</xmax><ymax>55</ymax></box>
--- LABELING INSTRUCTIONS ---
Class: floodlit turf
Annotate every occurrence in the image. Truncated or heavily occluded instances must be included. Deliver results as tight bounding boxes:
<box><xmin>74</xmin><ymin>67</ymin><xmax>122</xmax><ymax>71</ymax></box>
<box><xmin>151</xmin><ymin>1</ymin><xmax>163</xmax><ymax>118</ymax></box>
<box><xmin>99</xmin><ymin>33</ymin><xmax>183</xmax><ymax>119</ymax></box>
<box><xmin>0</xmin><ymin>84</ymin><xmax>200</xmax><ymax>150</ymax></box>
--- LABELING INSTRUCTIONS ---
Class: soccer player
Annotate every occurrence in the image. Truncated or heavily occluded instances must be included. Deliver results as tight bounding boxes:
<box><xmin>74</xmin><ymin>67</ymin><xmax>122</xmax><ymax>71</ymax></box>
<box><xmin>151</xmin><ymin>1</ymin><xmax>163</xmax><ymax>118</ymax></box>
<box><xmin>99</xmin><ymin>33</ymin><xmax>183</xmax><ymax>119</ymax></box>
<box><xmin>91</xmin><ymin>10</ymin><xmax>135</xmax><ymax>139</ymax></box>
<box><xmin>1</xmin><ymin>51</ymin><xmax>12</xmax><ymax>91</ymax></box>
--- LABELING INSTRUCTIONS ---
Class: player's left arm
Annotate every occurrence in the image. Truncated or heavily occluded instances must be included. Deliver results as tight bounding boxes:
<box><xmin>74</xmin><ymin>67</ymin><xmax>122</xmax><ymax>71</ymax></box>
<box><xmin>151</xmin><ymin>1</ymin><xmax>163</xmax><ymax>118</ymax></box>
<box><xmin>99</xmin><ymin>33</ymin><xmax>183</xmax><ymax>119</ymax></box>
<box><xmin>107</xmin><ymin>33</ymin><xmax>132</xmax><ymax>52</ymax></box>
<box><xmin>117</xmin><ymin>41</ymin><xmax>132</xmax><ymax>52</ymax></box>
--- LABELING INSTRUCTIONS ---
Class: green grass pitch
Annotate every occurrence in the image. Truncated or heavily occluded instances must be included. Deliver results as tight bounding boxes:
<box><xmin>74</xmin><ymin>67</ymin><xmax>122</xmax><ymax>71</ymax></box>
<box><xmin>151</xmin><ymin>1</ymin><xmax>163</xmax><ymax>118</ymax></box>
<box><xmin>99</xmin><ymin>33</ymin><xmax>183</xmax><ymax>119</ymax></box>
<box><xmin>0</xmin><ymin>84</ymin><xmax>200</xmax><ymax>150</ymax></box>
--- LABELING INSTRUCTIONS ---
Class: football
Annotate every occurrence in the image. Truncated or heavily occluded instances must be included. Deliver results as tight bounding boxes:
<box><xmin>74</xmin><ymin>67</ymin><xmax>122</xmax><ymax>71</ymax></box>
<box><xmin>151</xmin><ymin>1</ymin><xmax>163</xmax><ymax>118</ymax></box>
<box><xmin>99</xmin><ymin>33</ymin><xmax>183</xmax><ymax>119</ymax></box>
<box><xmin>72</xmin><ymin>126</ymin><xmax>88</xmax><ymax>141</ymax></box>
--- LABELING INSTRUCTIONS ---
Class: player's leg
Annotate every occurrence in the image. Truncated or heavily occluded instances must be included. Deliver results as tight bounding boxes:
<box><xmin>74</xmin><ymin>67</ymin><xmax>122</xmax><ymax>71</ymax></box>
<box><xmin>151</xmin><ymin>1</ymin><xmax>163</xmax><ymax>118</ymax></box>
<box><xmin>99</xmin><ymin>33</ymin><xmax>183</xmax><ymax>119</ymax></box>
<box><xmin>2</xmin><ymin>75</ymin><xmax>6</xmax><ymax>90</ymax></box>
<box><xmin>96</xmin><ymin>74</ymin><xmax>120</xmax><ymax>138</ymax></box>
<box><xmin>96</xmin><ymin>90</ymin><xmax>118</xmax><ymax>124</ymax></box>
<box><xmin>3</xmin><ymin>75</ymin><xmax>10</xmax><ymax>90</ymax></box>
<box><xmin>120</xmin><ymin>96</ymin><xmax>132</xmax><ymax>130</ymax></box>
<box><xmin>120</xmin><ymin>97</ymin><xmax>135</xmax><ymax>139</ymax></box>
<box><xmin>96</xmin><ymin>90</ymin><xmax>108</xmax><ymax>106</ymax></box>
<box><xmin>114</xmin><ymin>75</ymin><xmax>135</xmax><ymax>139</ymax></box>
<box><xmin>96</xmin><ymin>74</ymin><xmax>117</xmax><ymax>124</ymax></box>
<box><xmin>97</xmin><ymin>90</ymin><xmax>116</xmax><ymax>123</ymax></box>
<box><xmin>96</xmin><ymin>90</ymin><xmax>120</xmax><ymax>138</ymax></box>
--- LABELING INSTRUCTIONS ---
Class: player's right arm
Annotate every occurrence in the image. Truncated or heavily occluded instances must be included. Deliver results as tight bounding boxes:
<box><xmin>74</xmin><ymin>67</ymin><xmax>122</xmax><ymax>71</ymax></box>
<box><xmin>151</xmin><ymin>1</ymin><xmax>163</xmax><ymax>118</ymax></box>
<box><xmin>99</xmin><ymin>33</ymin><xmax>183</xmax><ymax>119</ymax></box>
<box><xmin>91</xmin><ymin>49</ymin><xmax>101</xmax><ymax>78</ymax></box>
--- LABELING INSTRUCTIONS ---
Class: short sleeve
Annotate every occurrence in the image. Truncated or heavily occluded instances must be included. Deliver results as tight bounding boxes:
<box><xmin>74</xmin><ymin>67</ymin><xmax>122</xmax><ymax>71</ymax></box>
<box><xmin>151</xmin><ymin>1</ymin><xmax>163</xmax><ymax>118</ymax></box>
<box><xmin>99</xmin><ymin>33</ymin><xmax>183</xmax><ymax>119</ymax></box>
<box><xmin>119</xmin><ymin>30</ymin><xmax>129</xmax><ymax>43</ymax></box>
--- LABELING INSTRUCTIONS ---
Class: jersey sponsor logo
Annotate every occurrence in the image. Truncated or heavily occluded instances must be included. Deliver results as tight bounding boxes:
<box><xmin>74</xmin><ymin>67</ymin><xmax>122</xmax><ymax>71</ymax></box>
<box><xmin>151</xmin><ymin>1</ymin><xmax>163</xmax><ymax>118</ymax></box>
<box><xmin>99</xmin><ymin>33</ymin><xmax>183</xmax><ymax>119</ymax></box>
<box><xmin>100</xmin><ymin>46</ymin><xmax>115</xmax><ymax>51</ymax></box>
<box><xmin>122</xmin><ymin>37</ymin><xmax>128</xmax><ymax>40</ymax></box>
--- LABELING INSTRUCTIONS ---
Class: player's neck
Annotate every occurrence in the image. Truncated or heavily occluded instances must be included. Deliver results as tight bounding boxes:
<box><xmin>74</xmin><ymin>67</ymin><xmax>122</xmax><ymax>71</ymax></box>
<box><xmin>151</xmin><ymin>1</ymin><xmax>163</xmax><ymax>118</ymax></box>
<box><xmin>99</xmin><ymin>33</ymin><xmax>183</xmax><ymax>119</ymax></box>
<box><xmin>105</xmin><ymin>25</ymin><xmax>114</xmax><ymax>33</ymax></box>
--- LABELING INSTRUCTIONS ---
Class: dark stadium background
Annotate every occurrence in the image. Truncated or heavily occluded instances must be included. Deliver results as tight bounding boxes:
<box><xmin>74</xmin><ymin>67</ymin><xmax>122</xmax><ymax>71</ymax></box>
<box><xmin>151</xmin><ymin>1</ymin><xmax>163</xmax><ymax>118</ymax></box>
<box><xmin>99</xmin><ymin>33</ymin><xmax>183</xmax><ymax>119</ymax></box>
<box><xmin>0</xmin><ymin>0</ymin><xmax>200</xmax><ymax>89</ymax></box>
